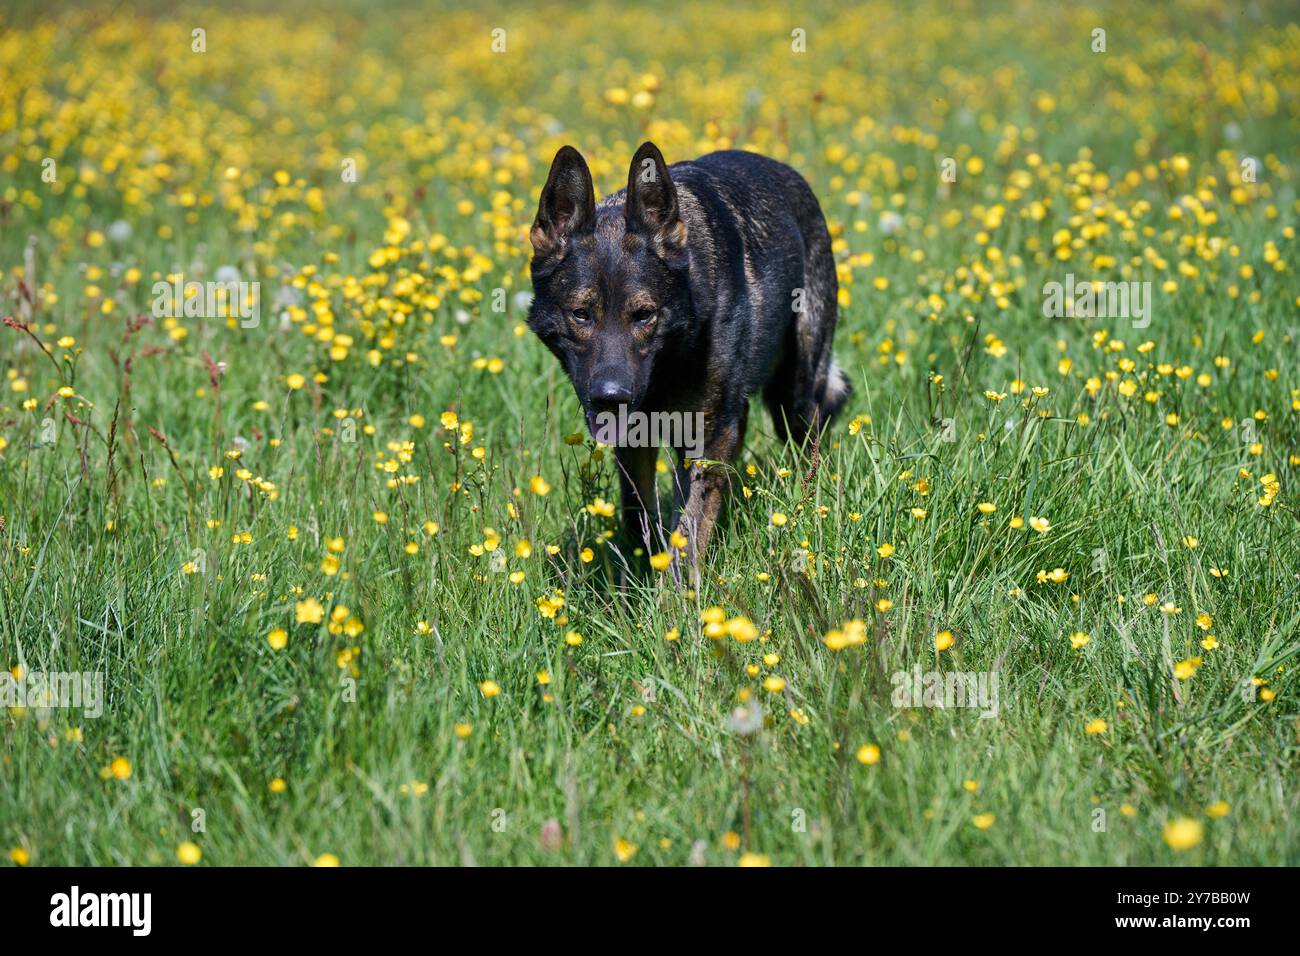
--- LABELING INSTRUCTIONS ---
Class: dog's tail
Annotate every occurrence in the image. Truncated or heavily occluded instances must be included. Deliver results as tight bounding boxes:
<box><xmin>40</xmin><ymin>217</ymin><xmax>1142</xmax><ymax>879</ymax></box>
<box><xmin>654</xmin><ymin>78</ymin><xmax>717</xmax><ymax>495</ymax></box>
<box><xmin>820</xmin><ymin>360</ymin><xmax>852</xmax><ymax>422</ymax></box>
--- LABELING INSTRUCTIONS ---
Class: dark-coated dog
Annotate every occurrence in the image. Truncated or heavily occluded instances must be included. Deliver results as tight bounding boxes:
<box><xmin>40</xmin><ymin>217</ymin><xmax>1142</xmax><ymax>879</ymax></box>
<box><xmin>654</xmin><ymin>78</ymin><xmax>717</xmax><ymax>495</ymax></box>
<box><xmin>527</xmin><ymin>141</ymin><xmax>848</xmax><ymax>563</ymax></box>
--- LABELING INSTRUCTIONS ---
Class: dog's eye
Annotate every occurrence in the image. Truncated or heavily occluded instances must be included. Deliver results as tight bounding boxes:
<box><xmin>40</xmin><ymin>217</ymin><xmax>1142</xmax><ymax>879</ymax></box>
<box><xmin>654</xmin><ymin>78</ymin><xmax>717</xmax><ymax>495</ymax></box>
<box><xmin>632</xmin><ymin>307</ymin><xmax>658</xmax><ymax>325</ymax></box>
<box><xmin>570</xmin><ymin>307</ymin><xmax>592</xmax><ymax>324</ymax></box>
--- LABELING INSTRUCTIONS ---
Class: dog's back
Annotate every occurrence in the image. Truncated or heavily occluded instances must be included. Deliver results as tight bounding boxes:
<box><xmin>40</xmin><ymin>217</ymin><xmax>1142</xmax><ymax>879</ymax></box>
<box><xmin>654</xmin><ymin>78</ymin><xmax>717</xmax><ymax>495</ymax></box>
<box><xmin>645</xmin><ymin>150</ymin><xmax>848</xmax><ymax>443</ymax></box>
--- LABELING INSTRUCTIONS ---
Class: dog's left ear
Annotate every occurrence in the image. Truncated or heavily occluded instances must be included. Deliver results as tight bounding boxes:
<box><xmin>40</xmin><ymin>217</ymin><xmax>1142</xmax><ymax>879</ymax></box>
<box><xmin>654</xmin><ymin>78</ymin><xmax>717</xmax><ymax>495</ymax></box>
<box><xmin>625</xmin><ymin>142</ymin><xmax>687</xmax><ymax>256</ymax></box>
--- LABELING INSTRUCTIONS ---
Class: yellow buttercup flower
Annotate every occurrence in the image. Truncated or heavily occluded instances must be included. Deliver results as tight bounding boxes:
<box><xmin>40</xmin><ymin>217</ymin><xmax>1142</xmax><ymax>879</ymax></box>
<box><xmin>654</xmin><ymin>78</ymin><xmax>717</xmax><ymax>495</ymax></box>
<box><xmin>1162</xmin><ymin>817</ymin><xmax>1203</xmax><ymax>851</ymax></box>
<box><xmin>177</xmin><ymin>841</ymin><xmax>202</xmax><ymax>865</ymax></box>
<box><xmin>295</xmin><ymin>598</ymin><xmax>324</xmax><ymax>624</ymax></box>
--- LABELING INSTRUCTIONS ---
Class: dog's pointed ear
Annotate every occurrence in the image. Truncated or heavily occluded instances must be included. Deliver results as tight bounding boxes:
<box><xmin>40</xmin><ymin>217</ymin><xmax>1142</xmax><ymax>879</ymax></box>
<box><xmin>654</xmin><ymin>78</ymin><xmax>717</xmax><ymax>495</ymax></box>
<box><xmin>625</xmin><ymin>142</ymin><xmax>687</xmax><ymax>253</ymax></box>
<box><xmin>531</xmin><ymin>146</ymin><xmax>596</xmax><ymax>262</ymax></box>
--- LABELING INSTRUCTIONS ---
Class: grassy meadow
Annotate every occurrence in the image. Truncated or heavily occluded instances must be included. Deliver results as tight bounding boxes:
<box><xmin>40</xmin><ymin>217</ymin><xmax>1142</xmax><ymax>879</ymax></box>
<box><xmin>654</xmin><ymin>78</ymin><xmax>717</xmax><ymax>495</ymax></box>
<box><xmin>1</xmin><ymin>0</ymin><xmax>1298</xmax><ymax>866</ymax></box>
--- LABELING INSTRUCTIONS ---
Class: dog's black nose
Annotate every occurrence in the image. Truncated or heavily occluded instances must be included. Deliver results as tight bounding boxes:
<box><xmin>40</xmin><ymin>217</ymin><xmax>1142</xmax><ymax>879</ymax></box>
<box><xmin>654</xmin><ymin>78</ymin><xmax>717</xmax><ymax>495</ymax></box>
<box><xmin>590</xmin><ymin>378</ymin><xmax>633</xmax><ymax>410</ymax></box>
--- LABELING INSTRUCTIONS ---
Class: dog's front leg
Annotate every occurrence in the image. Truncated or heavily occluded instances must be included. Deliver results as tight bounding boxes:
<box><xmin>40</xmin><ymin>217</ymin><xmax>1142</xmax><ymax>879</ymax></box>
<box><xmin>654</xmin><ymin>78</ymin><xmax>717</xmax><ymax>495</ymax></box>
<box><xmin>675</xmin><ymin>407</ymin><xmax>746</xmax><ymax>565</ymax></box>
<box><xmin>670</xmin><ymin>454</ymin><xmax>692</xmax><ymax>527</ymax></box>
<box><xmin>677</xmin><ymin>463</ymin><xmax>727</xmax><ymax>564</ymax></box>
<box><xmin>615</xmin><ymin>444</ymin><xmax>660</xmax><ymax>550</ymax></box>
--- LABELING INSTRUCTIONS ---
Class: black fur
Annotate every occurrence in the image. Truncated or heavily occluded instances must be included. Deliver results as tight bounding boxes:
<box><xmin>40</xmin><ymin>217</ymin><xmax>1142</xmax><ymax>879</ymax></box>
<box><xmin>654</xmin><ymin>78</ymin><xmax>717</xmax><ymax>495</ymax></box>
<box><xmin>528</xmin><ymin>142</ymin><xmax>849</xmax><ymax>561</ymax></box>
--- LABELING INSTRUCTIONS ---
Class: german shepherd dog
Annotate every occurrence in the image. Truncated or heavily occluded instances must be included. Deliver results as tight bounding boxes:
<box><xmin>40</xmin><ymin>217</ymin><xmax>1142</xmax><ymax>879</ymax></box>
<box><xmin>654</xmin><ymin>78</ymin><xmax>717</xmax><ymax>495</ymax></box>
<box><xmin>527</xmin><ymin>142</ymin><xmax>849</xmax><ymax>563</ymax></box>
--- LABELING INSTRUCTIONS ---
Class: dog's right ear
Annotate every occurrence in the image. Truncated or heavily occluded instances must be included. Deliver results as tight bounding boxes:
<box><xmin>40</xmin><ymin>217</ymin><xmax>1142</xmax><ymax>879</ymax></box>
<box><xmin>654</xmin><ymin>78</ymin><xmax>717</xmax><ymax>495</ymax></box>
<box><xmin>530</xmin><ymin>146</ymin><xmax>595</xmax><ymax>265</ymax></box>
